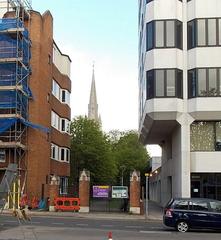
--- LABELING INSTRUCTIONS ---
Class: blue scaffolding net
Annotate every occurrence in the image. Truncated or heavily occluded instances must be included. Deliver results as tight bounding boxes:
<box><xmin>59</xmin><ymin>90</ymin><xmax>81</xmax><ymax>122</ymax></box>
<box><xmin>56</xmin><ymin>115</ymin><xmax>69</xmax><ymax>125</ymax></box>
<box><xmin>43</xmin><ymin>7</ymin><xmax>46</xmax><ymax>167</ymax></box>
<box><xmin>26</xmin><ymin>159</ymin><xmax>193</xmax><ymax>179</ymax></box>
<box><xmin>0</xmin><ymin>17</ymin><xmax>47</xmax><ymax>135</ymax></box>
<box><xmin>0</xmin><ymin>118</ymin><xmax>49</xmax><ymax>134</ymax></box>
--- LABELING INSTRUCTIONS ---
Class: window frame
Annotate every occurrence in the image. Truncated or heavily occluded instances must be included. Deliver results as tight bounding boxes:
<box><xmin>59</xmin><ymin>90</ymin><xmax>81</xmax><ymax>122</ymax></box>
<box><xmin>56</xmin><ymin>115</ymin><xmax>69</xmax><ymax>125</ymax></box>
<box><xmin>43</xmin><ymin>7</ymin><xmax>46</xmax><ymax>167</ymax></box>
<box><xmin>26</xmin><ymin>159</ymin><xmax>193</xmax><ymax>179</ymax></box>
<box><xmin>146</xmin><ymin>19</ymin><xmax>183</xmax><ymax>51</ymax></box>
<box><xmin>188</xmin><ymin>68</ymin><xmax>221</xmax><ymax>98</ymax></box>
<box><xmin>188</xmin><ymin>18</ymin><xmax>221</xmax><ymax>49</ymax></box>
<box><xmin>146</xmin><ymin>68</ymin><xmax>183</xmax><ymax>100</ymax></box>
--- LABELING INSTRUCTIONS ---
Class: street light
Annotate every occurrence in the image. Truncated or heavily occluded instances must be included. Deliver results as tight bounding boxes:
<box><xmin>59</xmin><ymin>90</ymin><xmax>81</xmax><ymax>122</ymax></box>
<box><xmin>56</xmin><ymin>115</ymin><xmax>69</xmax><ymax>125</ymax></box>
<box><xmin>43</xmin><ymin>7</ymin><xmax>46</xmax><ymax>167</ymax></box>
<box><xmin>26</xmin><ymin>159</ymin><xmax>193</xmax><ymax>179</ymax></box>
<box><xmin>120</xmin><ymin>165</ymin><xmax>126</xmax><ymax>186</ymax></box>
<box><xmin>145</xmin><ymin>173</ymin><xmax>152</xmax><ymax>220</ymax></box>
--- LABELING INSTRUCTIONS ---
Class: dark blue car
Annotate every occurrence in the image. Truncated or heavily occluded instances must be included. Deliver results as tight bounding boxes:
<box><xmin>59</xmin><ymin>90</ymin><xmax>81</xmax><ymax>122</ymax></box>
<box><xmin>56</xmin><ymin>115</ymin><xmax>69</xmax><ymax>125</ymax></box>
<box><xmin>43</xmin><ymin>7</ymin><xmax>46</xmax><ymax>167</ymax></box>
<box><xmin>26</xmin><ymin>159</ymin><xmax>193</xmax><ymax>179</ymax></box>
<box><xmin>163</xmin><ymin>198</ymin><xmax>221</xmax><ymax>232</ymax></box>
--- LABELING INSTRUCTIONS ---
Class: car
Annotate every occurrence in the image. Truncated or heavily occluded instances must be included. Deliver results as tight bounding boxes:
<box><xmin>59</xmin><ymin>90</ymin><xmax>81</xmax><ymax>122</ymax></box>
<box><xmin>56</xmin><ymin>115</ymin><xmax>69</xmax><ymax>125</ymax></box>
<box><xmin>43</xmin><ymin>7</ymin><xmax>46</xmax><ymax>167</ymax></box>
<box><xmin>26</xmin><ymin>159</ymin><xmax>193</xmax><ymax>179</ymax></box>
<box><xmin>163</xmin><ymin>198</ymin><xmax>221</xmax><ymax>232</ymax></box>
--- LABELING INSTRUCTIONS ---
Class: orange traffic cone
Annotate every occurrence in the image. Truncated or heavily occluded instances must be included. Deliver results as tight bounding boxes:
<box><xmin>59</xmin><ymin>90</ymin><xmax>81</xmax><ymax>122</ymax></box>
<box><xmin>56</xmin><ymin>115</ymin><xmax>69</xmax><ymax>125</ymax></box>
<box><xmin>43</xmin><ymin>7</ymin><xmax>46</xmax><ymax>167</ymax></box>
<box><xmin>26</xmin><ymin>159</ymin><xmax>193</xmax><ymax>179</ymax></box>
<box><xmin>108</xmin><ymin>232</ymin><xmax>112</xmax><ymax>240</ymax></box>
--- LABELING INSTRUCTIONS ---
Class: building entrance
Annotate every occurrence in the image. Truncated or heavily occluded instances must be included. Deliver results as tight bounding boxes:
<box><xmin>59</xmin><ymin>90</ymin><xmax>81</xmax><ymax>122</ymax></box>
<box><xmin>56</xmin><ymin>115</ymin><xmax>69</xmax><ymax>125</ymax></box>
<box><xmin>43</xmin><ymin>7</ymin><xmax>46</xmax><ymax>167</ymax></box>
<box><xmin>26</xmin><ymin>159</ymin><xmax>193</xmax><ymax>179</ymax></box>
<box><xmin>191</xmin><ymin>173</ymin><xmax>221</xmax><ymax>200</ymax></box>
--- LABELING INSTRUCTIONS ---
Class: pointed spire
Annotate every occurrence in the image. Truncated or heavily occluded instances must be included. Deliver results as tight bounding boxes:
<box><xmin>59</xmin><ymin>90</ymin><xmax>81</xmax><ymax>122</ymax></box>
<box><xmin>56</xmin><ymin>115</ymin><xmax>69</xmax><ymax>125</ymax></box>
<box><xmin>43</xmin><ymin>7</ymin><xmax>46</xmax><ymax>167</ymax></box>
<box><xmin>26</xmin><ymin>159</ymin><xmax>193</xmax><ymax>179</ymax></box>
<box><xmin>88</xmin><ymin>63</ymin><xmax>99</xmax><ymax>122</ymax></box>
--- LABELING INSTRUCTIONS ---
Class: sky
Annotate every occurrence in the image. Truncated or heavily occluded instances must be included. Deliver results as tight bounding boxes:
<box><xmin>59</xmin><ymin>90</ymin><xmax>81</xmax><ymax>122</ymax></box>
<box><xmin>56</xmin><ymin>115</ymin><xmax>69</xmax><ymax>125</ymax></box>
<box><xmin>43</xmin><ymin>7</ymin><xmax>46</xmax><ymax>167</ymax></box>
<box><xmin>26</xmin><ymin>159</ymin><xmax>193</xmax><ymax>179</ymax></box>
<box><xmin>32</xmin><ymin>1</ymin><xmax>161</xmax><ymax>157</ymax></box>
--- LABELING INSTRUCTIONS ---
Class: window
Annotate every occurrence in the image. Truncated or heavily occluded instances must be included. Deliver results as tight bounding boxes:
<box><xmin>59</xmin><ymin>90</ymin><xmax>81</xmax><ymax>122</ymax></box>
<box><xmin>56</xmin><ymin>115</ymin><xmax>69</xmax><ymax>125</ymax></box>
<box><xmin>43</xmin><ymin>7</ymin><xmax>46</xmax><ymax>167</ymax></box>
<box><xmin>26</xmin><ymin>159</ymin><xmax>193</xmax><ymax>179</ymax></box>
<box><xmin>52</xmin><ymin>80</ymin><xmax>70</xmax><ymax>106</ymax></box>
<box><xmin>188</xmin><ymin>68</ymin><xmax>221</xmax><ymax>98</ymax></box>
<box><xmin>166</xmin><ymin>21</ymin><xmax>175</xmax><ymax>47</ymax></box>
<box><xmin>60</xmin><ymin>148</ymin><xmax>65</xmax><ymax>161</ymax></box>
<box><xmin>60</xmin><ymin>118</ymin><xmax>70</xmax><ymax>133</ymax></box>
<box><xmin>51</xmin><ymin>144</ymin><xmax>55</xmax><ymax>159</ymax></box>
<box><xmin>190</xmin><ymin>200</ymin><xmax>209</xmax><ymax>211</ymax></box>
<box><xmin>66</xmin><ymin>149</ymin><xmax>70</xmax><ymax>163</ymax></box>
<box><xmin>155</xmin><ymin>70</ymin><xmax>164</xmax><ymax>96</ymax></box>
<box><xmin>61</xmin><ymin>89</ymin><xmax>70</xmax><ymax>105</ymax></box>
<box><xmin>209</xmin><ymin>201</ymin><xmax>221</xmax><ymax>213</ymax></box>
<box><xmin>51</xmin><ymin>143</ymin><xmax>70</xmax><ymax>163</ymax></box>
<box><xmin>51</xmin><ymin>144</ymin><xmax>59</xmax><ymax>160</ymax></box>
<box><xmin>156</xmin><ymin>21</ymin><xmax>164</xmax><ymax>47</ymax></box>
<box><xmin>51</xmin><ymin>111</ymin><xmax>59</xmax><ymax>130</ymax></box>
<box><xmin>188</xmin><ymin>18</ymin><xmax>221</xmax><ymax>49</ymax></box>
<box><xmin>146</xmin><ymin>69</ymin><xmax>183</xmax><ymax>99</ymax></box>
<box><xmin>52</xmin><ymin>80</ymin><xmax>60</xmax><ymax>100</ymax></box>
<box><xmin>197</xmin><ymin>19</ymin><xmax>206</xmax><ymax>46</ymax></box>
<box><xmin>167</xmin><ymin>70</ymin><xmax>175</xmax><ymax>96</ymax></box>
<box><xmin>173</xmin><ymin>200</ymin><xmax>189</xmax><ymax>210</ymax></box>
<box><xmin>147</xmin><ymin>22</ymin><xmax>154</xmax><ymax>50</ymax></box>
<box><xmin>190</xmin><ymin>121</ymin><xmax>221</xmax><ymax>152</ymax></box>
<box><xmin>51</xmin><ymin>111</ymin><xmax>70</xmax><ymax>133</ymax></box>
<box><xmin>0</xmin><ymin>150</ymin><xmax>5</xmax><ymax>163</ymax></box>
<box><xmin>146</xmin><ymin>20</ymin><xmax>183</xmax><ymax>51</ymax></box>
<box><xmin>61</xmin><ymin>119</ymin><xmax>65</xmax><ymax>132</ymax></box>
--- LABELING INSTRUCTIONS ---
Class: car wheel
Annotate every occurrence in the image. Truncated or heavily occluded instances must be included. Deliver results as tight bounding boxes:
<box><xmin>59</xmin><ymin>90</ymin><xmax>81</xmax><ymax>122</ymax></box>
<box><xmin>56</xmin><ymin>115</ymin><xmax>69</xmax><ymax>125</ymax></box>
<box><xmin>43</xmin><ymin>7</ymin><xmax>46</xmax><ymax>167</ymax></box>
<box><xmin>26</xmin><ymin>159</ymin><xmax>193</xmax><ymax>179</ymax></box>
<box><xmin>176</xmin><ymin>221</ymin><xmax>189</xmax><ymax>233</ymax></box>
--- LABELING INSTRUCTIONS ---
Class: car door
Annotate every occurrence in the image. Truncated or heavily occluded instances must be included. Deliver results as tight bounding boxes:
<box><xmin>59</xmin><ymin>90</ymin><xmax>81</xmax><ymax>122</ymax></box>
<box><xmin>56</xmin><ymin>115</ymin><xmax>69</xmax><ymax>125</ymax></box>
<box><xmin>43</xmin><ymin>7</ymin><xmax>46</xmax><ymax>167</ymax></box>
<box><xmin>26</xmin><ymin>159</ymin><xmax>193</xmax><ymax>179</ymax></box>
<box><xmin>208</xmin><ymin>200</ymin><xmax>221</xmax><ymax>229</ymax></box>
<box><xmin>189</xmin><ymin>200</ymin><xmax>211</xmax><ymax>229</ymax></box>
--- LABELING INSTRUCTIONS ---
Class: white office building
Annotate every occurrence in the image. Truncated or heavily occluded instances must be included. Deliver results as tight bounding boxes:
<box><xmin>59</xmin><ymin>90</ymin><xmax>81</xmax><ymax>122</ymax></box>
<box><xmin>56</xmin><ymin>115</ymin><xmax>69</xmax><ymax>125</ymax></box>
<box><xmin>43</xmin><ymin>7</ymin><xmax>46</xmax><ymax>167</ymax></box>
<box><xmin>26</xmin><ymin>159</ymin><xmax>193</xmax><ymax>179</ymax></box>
<box><xmin>138</xmin><ymin>0</ymin><xmax>221</xmax><ymax>206</ymax></box>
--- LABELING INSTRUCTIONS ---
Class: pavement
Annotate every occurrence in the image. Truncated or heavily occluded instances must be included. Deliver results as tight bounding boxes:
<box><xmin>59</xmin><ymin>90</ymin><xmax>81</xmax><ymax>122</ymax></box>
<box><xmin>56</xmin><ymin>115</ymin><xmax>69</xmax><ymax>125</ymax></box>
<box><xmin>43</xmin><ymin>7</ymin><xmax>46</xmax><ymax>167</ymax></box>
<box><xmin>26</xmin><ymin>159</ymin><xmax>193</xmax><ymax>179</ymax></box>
<box><xmin>1</xmin><ymin>201</ymin><xmax>163</xmax><ymax>221</ymax></box>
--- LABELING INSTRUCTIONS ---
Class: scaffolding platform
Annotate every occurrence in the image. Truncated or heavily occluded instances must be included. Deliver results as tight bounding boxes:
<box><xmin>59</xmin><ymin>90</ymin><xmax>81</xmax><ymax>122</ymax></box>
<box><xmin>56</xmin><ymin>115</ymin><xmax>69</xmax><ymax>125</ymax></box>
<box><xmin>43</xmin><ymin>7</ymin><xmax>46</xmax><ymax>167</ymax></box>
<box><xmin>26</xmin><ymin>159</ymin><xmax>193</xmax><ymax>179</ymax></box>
<box><xmin>0</xmin><ymin>141</ymin><xmax>26</xmax><ymax>149</ymax></box>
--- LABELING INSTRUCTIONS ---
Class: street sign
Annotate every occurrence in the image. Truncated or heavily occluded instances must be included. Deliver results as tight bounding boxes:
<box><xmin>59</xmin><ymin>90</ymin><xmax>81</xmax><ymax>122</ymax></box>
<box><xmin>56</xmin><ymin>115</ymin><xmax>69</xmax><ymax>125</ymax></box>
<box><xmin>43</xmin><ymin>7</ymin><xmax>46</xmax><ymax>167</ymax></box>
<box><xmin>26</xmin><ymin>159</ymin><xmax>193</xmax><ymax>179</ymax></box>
<box><xmin>93</xmin><ymin>185</ymin><xmax>110</xmax><ymax>198</ymax></box>
<box><xmin>112</xmin><ymin>186</ymin><xmax>128</xmax><ymax>199</ymax></box>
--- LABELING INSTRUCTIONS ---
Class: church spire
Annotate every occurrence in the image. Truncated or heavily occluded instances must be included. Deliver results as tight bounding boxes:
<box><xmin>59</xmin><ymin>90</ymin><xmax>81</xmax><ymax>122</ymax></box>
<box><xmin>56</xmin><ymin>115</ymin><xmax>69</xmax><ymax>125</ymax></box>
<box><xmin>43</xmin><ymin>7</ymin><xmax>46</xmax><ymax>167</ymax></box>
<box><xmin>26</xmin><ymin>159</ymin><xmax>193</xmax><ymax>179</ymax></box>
<box><xmin>88</xmin><ymin>63</ymin><xmax>99</xmax><ymax>122</ymax></box>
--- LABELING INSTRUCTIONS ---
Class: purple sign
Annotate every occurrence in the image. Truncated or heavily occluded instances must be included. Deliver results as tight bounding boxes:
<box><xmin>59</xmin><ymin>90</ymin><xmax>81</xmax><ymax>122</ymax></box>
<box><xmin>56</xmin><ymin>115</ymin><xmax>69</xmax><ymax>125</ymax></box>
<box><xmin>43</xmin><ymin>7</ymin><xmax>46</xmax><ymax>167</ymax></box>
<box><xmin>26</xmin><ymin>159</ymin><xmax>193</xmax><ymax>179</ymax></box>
<box><xmin>93</xmin><ymin>186</ymin><xmax>110</xmax><ymax>198</ymax></box>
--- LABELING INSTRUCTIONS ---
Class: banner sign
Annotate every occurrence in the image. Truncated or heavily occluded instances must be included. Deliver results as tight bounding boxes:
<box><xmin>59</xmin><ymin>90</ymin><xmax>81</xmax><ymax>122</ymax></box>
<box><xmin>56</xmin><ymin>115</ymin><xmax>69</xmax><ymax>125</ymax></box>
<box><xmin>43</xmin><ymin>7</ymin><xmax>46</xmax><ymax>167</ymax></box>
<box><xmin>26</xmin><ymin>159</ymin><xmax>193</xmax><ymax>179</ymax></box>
<box><xmin>112</xmin><ymin>186</ymin><xmax>128</xmax><ymax>199</ymax></box>
<box><xmin>93</xmin><ymin>185</ymin><xmax>110</xmax><ymax>198</ymax></box>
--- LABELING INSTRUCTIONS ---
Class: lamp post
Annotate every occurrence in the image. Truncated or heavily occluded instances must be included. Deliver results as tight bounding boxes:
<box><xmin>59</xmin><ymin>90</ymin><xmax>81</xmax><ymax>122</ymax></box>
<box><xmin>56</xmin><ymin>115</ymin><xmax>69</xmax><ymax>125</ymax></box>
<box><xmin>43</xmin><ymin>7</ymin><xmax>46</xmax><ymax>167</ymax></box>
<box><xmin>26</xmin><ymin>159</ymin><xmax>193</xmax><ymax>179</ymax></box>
<box><xmin>145</xmin><ymin>173</ymin><xmax>152</xmax><ymax>220</ymax></box>
<box><xmin>120</xmin><ymin>165</ymin><xmax>126</xmax><ymax>186</ymax></box>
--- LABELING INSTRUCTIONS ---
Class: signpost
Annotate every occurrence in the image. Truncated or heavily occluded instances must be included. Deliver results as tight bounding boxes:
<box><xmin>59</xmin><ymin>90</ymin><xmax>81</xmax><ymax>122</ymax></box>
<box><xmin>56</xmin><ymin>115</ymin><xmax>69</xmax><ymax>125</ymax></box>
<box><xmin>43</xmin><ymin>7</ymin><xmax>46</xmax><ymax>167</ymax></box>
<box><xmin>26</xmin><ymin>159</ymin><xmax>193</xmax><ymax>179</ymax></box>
<box><xmin>93</xmin><ymin>186</ymin><xmax>110</xmax><ymax>198</ymax></box>
<box><xmin>112</xmin><ymin>186</ymin><xmax>128</xmax><ymax>199</ymax></box>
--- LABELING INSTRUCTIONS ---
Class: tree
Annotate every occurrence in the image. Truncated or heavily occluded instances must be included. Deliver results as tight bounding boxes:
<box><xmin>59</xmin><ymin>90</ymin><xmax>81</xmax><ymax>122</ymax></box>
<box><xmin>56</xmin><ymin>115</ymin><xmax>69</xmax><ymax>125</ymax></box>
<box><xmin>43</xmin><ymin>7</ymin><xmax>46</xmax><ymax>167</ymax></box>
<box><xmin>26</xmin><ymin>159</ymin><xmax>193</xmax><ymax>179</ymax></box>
<box><xmin>110</xmin><ymin>130</ymin><xmax>150</xmax><ymax>186</ymax></box>
<box><xmin>70</xmin><ymin>116</ymin><xmax>117</xmax><ymax>189</ymax></box>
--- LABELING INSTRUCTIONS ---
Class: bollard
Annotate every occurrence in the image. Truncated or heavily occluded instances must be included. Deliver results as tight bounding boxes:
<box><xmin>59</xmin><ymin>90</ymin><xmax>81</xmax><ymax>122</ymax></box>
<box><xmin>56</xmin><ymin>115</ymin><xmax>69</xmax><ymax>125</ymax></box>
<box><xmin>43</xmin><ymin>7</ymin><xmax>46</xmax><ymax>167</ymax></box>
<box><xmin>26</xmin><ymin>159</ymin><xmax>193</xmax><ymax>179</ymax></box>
<box><xmin>108</xmin><ymin>232</ymin><xmax>112</xmax><ymax>240</ymax></box>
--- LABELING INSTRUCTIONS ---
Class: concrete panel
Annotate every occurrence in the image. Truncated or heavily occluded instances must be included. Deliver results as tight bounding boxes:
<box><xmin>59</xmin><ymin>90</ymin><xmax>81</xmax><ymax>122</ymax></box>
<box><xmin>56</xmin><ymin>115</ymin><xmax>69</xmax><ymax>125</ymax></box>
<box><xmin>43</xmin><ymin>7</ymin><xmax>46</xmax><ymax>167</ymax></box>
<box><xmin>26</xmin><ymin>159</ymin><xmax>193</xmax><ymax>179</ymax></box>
<box><xmin>188</xmin><ymin>0</ymin><xmax>221</xmax><ymax>21</ymax></box>
<box><xmin>188</xmin><ymin>48</ymin><xmax>221</xmax><ymax>69</ymax></box>
<box><xmin>146</xmin><ymin>0</ymin><xmax>182</xmax><ymax>23</ymax></box>
<box><xmin>188</xmin><ymin>98</ymin><xmax>221</xmax><ymax>120</ymax></box>
<box><xmin>145</xmin><ymin>49</ymin><xmax>183</xmax><ymax>71</ymax></box>
<box><xmin>191</xmin><ymin>152</ymin><xmax>221</xmax><ymax>172</ymax></box>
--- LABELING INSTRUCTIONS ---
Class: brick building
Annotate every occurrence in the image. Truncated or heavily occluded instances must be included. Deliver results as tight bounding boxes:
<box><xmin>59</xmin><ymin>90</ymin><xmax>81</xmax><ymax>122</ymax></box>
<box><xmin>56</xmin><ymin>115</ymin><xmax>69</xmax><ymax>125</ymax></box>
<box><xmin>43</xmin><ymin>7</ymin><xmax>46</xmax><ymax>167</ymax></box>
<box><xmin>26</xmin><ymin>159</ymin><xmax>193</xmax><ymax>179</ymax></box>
<box><xmin>0</xmin><ymin>1</ymin><xmax>71</xmax><ymax>203</ymax></box>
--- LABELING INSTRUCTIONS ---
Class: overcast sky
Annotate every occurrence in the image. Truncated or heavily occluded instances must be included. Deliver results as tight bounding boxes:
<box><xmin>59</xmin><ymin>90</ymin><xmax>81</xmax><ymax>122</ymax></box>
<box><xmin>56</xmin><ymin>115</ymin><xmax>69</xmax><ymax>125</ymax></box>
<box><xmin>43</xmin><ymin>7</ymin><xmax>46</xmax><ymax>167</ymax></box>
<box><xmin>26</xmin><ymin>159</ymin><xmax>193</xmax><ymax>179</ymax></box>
<box><xmin>32</xmin><ymin>0</ymin><xmax>161</xmax><ymax>156</ymax></box>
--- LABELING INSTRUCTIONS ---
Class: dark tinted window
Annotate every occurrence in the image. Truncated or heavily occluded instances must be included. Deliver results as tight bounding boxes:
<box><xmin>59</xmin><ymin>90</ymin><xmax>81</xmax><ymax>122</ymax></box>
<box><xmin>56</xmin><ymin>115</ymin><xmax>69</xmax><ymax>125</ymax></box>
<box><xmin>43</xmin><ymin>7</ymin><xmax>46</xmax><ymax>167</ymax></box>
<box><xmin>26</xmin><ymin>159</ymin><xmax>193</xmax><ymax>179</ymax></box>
<box><xmin>173</xmin><ymin>200</ymin><xmax>189</xmax><ymax>210</ymax></box>
<box><xmin>188</xmin><ymin>68</ymin><xmax>221</xmax><ymax>98</ymax></box>
<box><xmin>190</xmin><ymin>200</ymin><xmax>209</xmax><ymax>211</ymax></box>
<box><xmin>188</xmin><ymin>18</ymin><xmax>221</xmax><ymax>49</ymax></box>
<box><xmin>146</xmin><ymin>69</ymin><xmax>183</xmax><ymax>100</ymax></box>
<box><xmin>146</xmin><ymin>20</ymin><xmax>183</xmax><ymax>51</ymax></box>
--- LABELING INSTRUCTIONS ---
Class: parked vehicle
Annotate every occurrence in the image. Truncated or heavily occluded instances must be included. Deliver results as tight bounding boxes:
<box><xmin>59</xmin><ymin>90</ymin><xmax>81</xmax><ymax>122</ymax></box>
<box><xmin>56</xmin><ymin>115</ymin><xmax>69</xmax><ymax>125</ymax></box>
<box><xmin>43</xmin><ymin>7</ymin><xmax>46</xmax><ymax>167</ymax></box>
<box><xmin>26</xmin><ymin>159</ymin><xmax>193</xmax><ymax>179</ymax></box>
<box><xmin>163</xmin><ymin>198</ymin><xmax>221</xmax><ymax>232</ymax></box>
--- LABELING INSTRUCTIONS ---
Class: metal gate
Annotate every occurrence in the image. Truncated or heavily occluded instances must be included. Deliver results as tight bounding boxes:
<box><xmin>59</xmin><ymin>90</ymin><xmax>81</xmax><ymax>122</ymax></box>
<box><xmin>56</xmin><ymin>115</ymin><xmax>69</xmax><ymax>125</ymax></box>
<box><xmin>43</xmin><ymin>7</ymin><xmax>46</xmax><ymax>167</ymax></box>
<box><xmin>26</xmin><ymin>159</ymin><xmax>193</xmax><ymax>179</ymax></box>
<box><xmin>90</xmin><ymin>185</ymin><xmax>129</xmax><ymax>213</ymax></box>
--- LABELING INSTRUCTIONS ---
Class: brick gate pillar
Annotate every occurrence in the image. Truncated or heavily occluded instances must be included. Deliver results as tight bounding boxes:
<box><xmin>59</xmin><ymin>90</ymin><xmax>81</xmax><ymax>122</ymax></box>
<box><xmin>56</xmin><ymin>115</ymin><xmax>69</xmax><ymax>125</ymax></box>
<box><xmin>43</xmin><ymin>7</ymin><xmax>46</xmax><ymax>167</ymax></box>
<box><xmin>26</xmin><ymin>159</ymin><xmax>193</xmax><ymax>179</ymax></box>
<box><xmin>129</xmin><ymin>170</ymin><xmax>140</xmax><ymax>214</ymax></box>
<box><xmin>49</xmin><ymin>175</ymin><xmax>59</xmax><ymax>212</ymax></box>
<box><xmin>79</xmin><ymin>169</ymin><xmax>90</xmax><ymax>213</ymax></box>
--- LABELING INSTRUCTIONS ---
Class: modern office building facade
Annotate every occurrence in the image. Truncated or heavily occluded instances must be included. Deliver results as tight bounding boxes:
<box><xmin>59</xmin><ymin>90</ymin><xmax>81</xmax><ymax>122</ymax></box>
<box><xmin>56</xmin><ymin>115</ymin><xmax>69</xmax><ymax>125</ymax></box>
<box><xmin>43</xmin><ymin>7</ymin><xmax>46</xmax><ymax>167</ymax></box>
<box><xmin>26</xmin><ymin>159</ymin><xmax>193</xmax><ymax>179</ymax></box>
<box><xmin>138</xmin><ymin>0</ymin><xmax>221</xmax><ymax>205</ymax></box>
<box><xmin>0</xmin><ymin>1</ymin><xmax>71</xmax><ymax>203</ymax></box>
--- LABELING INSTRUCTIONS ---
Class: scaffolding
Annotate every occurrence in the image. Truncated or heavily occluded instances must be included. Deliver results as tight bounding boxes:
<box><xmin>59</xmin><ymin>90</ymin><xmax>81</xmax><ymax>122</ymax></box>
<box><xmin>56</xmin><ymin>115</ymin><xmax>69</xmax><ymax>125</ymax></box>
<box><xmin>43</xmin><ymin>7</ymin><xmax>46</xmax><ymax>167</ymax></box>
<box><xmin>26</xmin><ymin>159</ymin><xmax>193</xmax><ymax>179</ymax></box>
<box><xmin>0</xmin><ymin>0</ymin><xmax>31</xmax><ymax>208</ymax></box>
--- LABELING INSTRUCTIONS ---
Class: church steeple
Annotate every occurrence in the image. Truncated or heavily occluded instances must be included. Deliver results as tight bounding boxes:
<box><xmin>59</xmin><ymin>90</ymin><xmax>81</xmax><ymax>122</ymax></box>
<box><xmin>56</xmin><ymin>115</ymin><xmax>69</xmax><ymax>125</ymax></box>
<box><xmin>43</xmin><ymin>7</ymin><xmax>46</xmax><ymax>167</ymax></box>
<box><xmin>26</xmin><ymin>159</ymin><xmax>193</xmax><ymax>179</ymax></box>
<box><xmin>88</xmin><ymin>64</ymin><xmax>100</xmax><ymax>123</ymax></box>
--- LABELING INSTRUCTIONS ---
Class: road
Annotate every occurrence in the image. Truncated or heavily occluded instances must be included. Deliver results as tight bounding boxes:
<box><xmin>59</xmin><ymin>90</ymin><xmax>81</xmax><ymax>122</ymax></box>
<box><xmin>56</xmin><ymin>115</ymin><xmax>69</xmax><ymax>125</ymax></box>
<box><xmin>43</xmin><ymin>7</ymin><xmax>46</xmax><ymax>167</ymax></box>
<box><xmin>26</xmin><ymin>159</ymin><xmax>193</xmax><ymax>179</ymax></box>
<box><xmin>0</xmin><ymin>214</ymin><xmax>221</xmax><ymax>240</ymax></box>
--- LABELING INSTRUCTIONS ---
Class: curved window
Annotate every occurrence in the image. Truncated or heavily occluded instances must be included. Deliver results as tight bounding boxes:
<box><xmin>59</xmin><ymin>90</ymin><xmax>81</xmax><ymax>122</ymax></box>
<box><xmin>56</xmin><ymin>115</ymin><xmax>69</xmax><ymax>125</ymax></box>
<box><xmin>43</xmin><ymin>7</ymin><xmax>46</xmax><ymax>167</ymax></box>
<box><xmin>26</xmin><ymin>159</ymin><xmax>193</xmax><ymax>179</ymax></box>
<box><xmin>188</xmin><ymin>68</ymin><xmax>221</xmax><ymax>98</ymax></box>
<box><xmin>146</xmin><ymin>20</ymin><xmax>183</xmax><ymax>51</ymax></box>
<box><xmin>146</xmin><ymin>69</ymin><xmax>183</xmax><ymax>99</ymax></box>
<box><xmin>188</xmin><ymin>18</ymin><xmax>221</xmax><ymax>49</ymax></box>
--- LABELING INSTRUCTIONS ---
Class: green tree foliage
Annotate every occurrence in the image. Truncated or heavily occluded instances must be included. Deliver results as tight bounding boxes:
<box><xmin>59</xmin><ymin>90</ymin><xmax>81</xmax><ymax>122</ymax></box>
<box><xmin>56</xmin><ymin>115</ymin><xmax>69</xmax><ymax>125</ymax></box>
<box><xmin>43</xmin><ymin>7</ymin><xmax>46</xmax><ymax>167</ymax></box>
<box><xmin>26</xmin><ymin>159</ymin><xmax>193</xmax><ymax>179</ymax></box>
<box><xmin>70</xmin><ymin>117</ymin><xmax>150</xmax><ymax>190</ymax></box>
<box><xmin>109</xmin><ymin>130</ymin><xmax>150</xmax><ymax>186</ymax></box>
<box><xmin>70</xmin><ymin>116</ymin><xmax>117</xmax><ymax>187</ymax></box>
